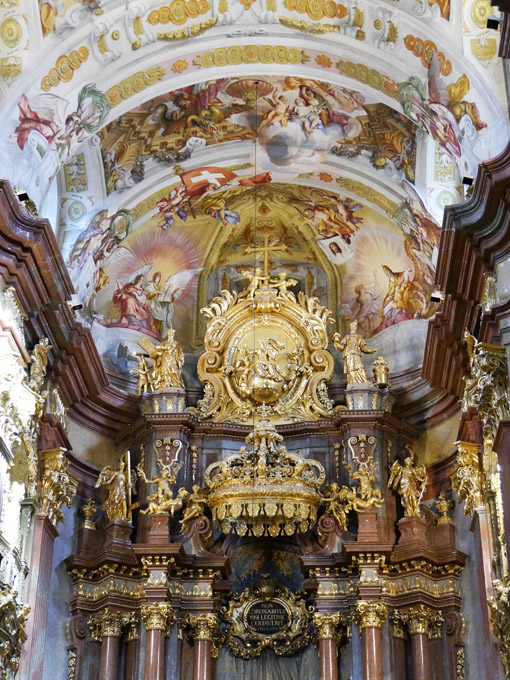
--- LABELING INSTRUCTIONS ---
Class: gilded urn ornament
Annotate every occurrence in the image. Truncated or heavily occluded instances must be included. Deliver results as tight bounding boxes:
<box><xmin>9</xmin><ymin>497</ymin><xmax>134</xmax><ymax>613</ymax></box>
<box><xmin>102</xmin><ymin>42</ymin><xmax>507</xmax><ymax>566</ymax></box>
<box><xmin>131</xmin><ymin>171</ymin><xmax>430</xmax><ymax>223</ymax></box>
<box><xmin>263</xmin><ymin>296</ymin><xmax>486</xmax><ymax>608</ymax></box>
<box><xmin>196</xmin><ymin>270</ymin><xmax>334</xmax><ymax>424</ymax></box>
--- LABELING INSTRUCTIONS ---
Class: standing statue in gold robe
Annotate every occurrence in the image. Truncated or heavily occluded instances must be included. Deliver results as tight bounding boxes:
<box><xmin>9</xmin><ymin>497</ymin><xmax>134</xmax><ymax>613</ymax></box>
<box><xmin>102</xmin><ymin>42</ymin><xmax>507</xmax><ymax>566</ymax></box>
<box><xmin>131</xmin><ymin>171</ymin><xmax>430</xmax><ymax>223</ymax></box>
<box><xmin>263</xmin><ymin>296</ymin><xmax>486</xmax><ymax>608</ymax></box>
<box><xmin>333</xmin><ymin>320</ymin><xmax>378</xmax><ymax>385</ymax></box>
<box><xmin>388</xmin><ymin>450</ymin><xmax>427</xmax><ymax>517</ymax></box>
<box><xmin>138</xmin><ymin>329</ymin><xmax>185</xmax><ymax>391</ymax></box>
<box><xmin>95</xmin><ymin>459</ymin><xmax>130</xmax><ymax>521</ymax></box>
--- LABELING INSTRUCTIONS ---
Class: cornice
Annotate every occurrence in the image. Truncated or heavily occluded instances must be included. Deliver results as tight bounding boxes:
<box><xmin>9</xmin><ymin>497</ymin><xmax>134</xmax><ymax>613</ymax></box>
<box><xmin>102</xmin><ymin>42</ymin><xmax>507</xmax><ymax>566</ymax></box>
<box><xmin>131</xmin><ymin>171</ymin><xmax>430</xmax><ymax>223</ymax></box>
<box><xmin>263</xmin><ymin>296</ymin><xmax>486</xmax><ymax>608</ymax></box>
<box><xmin>423</xmin><ymin>141</ymin><xmax>510</xmax><ymax>398</ymax></box>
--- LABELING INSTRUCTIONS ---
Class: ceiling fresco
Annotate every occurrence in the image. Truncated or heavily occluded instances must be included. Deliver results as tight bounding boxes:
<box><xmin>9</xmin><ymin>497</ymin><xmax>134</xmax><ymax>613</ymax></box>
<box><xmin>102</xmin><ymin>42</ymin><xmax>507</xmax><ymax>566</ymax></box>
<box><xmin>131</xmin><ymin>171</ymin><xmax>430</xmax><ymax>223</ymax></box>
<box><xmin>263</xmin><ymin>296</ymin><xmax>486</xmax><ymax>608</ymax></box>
<box><xmin>0</xmin><ymin>0</ymin><xmax>507</xmax><ymax>390</ymax></box>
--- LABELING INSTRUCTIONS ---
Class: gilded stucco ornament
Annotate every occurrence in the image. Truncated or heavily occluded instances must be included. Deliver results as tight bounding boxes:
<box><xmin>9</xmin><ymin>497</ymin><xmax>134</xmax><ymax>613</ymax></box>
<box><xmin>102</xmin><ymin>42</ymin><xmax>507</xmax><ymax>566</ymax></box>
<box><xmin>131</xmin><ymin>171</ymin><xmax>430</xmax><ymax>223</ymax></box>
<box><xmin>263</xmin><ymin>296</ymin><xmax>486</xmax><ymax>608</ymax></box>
<box><xmin>27</xmin><ymin>337</ymin><xmax>52</xmax><ymax>392</ymax></box>
<box><xmin>313</xmin><ymin>612</ymin><xmax>345</xmax><ymax>640</ymax></box>
<box><xmin>39</xmin><ymin>448</ymin><xmax>77</xmax><ymax>527</ymax></box>
<box><xmin>88</xmin><ymin>609</ymin><xmax>134</xmax><ymax>640</ymax></box>
<box><xmin>0</xmin><ymin>582</ymin><xmax>29</xmax><ymax>680</ymax></box>
<box><xmin>353</xmin><ymin>601</ymin><xmax>387</xmax><ymax>629</ymax></box>
<box><xmin>388</xmin><ymin>448</ymin><xmax>427</xmax><ymax>517</ymax></box>
<box><xmin>197</xmin><ymin>271</ymin><xmax>334</xmax><ymax>424</ymax></box>
<box><xmin>220</xmin><ymin>577</ymin><xmax>311</xmax><ymax>658</ymax></box>
<box><xmin>140</xmin><ymin>602</ymin><xmax>175</xmax><ymax>631</ymax></box>
<box><xmin>452</xmin><ymin>441</ymin><xmax>483</xmax><ymax>516</ymax></box>
<box><xmin>488</xmin><ymin>577</ymin><xmax>510</xmax><ymax>677</ymax></box>
<box><xmin>435</xmin><ymin>491</ymin><xmax>454</xmax><ymax>525</ymax></box>
<box><xmin>204</xmin><ymin>417</ymin><xmax>325</xmax><ymax>537</ymax></box>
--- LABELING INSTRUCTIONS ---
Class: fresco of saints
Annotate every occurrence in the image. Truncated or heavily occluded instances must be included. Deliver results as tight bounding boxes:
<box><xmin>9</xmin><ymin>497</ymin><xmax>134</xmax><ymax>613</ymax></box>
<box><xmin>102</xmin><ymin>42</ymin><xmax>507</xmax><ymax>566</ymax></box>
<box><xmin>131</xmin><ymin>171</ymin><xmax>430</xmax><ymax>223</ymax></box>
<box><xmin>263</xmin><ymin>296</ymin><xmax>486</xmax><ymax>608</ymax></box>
<box><xmin>111</xmin><ymin>274</ymin><xmax>158</xmax><ymax>335</ymax></box>
<box><xmin>374</xmin><ymin>265</ymin><xmax>427</xmax><ymax>333</ymax></box>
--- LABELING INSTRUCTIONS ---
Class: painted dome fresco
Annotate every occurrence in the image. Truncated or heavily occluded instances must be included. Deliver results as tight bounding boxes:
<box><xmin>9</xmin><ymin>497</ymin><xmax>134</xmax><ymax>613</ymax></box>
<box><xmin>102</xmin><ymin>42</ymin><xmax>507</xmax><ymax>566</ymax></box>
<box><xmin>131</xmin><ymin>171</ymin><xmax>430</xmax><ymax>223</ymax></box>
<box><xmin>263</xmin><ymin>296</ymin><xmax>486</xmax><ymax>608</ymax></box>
<box><xmin>0</xmin><ymin>0</ymin><xmax>508</xmax><ymax>395</ymax></box>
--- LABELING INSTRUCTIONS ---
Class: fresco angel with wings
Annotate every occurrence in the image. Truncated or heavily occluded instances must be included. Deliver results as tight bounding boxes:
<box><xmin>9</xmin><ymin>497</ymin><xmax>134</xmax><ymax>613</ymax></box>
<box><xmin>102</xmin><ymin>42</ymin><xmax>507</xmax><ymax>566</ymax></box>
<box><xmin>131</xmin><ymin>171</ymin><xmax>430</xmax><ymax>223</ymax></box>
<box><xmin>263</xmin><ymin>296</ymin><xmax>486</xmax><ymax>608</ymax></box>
<box><xmin>109</xmin><ymin>265</ymin><xmax>201</xmax><ymax>340</ymax></box>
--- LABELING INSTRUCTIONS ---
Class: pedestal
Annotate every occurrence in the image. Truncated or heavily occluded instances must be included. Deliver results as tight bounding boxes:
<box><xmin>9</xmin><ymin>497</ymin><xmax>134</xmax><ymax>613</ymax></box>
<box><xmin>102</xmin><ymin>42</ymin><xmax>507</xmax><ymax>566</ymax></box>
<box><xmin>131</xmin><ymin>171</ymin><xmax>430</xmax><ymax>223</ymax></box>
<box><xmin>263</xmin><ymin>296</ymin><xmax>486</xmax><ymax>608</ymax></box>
<box><xmin>148</xmin><ymin>388</ymin><xmax>187</xmax><ymax>414</ymax></box>
<box><xmin>357</xmin><ymin>511</ymin><xmax>379</xmax><ymax>543</ymax></box>
<box><xmin>393</xmin><ymin>515</ymin><xmax>428</xmax><ymax>559</ymax></box>
<box><xmin>102</xmin><ymin>520</ymin><xmax>135</xmax><ymax>561</ymax></box>
<box><xmin>345</xmin><ymin>385</ymin><xmax>394</xmax><ymax>412</ymax></box>
<box><xmin>147</xmin><ymin>514</ymin><xmax>170</xmax><ymax>544</ymax></box>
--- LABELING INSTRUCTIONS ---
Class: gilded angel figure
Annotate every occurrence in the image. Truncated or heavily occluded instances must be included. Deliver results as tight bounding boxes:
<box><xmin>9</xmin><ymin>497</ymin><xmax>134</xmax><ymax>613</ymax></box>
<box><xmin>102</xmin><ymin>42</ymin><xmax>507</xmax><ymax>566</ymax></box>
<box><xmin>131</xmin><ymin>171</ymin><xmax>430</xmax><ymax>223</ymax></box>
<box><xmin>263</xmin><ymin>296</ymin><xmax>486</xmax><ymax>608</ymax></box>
<box><xmin>95</xmin><ymin>459</ymin><xmax>132</xmax><ymax>522</ymax></box>
<box><xmin>388</xmin><ymin>450</ymin><xmax>427</xmax><ymax>517</ymax></box>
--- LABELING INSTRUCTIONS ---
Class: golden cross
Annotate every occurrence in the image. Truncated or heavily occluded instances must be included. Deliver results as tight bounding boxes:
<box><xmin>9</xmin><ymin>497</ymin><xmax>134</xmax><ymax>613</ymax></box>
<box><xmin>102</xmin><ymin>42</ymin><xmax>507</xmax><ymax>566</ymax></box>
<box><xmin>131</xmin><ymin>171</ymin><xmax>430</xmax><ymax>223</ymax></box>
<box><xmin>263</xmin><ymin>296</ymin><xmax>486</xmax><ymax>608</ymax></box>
<box><xmin>244</xmin><ymin>225</ymin><xmax>288</xmax><ymax>277</ymax></box>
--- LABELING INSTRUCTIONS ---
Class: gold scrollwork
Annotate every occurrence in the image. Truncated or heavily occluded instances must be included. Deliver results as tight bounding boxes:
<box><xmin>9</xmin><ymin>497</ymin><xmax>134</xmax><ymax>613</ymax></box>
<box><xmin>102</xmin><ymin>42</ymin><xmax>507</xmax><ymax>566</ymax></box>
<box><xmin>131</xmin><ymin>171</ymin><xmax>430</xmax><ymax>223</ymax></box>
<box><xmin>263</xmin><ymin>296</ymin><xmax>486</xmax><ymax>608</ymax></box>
<box><xmin>106</xmin><ymin>67</ymin><xmax>166</xmax><ymax>107</ymax></box>
<box><xmin>192</xmin><ymin>45</ymin><xmax>309</xmax><ymax>69</ymax></box>
<box><xmin>221</xmin><ymin>577</ymin><xmax>311</xmax><ymax>658</ymax></box>
<box><xmin>40</xmin><ymin>47</ymin><xmax>89</xmax><ymax>91</ymax></box>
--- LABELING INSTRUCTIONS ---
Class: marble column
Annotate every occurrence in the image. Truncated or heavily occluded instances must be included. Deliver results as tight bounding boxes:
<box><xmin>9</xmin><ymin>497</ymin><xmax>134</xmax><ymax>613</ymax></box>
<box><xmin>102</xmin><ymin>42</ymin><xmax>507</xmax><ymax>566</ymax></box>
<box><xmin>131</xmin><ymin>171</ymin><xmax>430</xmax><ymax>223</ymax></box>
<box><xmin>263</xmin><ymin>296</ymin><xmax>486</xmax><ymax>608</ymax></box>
<box><xmin>141</xmin><ymin>603</ymin><xmax>175</xmax><ymax>680</ymax></box>
<box><xmin>313</xmin><ymin>612</ymin><xmax>341</xmax><ymax>680</ymax></box>
<box><xmin>406</xmin><ymin>606</ymin><xmax>435</xmax><ymax>680</ymax></box>
<box><xmin>187</xmin><ymin>613</ymin><xmax>220</xmax><ymax>680</ymax></box>
<box><xmin>391</xmin><ymin>615</ymin><xmax>406</xmax><ymax>680</ymax></box>
<box><xmin>124</xmin><ymin>614</ymin><xmax>139</xmax><ymax>680</ymax></box>
<box><xmin>353</xmin><ymin>601</ymin><xmax>387</xmax><ymax>680</ymax></box>
<box><xmin>88</xmin><ymin>609</ymin><xmax>126</xmax><ymax>680</ymax></box>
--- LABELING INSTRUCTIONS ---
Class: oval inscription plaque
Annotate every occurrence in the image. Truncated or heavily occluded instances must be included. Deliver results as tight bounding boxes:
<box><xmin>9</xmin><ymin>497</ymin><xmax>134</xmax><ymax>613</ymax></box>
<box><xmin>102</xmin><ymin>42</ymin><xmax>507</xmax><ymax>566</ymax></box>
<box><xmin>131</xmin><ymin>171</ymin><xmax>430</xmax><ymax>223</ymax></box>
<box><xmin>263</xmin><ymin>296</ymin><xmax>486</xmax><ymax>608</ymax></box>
<box><xmin>245</xmin><ymin>600</ymin><xmax>290</xmax><ymax>635</ymax></box>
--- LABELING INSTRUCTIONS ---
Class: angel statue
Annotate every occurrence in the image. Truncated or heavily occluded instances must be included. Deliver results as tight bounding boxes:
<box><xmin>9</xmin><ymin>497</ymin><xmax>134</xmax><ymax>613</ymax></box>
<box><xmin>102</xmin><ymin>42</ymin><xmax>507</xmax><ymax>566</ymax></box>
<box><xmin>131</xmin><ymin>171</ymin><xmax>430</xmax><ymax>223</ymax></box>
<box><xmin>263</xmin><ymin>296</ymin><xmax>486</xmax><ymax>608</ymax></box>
<box><xmin>131</xmin><ymin>354</ymin><xmax>154</xmax><ymax>394</ymax></box>
<box><xmin>95</xmin><ymin>458</ymin><xmax>133</xmax><ymax>522</ymax></box>
<box><xmin>388</xmin><ymin>449</ymin><xmax>427</xmax><ymax>517</ymax></box>
<box><xmin>138</xmin><ymin>329</ymin><xmax>185</xmax><ymax>391</ymax></box>
<box><xmin>322</xmin><ymin>482</ymin><xmax>356</xmax><ymax>531</ymax></box>
<box><xmin>138</xmin><ymin>454</ymin><xmax>184</xmax><ymax>516</ymax></box>
<box><xmin>333</xmin><ymin>320</ymin><xmax>377</xmax><ymax>385</ymax></box>
<box><xmin>180</xmin><ymin>485</ymin><xmax>208</xmax><ymax>528</ymax></box>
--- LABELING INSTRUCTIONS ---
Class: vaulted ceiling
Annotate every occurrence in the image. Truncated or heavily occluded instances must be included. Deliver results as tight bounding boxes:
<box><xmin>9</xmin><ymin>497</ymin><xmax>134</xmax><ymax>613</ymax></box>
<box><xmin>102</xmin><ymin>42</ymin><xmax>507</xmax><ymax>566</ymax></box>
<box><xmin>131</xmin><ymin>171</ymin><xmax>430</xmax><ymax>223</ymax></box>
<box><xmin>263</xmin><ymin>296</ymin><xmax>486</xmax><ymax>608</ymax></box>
<box><xmin>0</xmin><ymin>0</ymin><xmax>507</xmax><ymax>390</ymax></box>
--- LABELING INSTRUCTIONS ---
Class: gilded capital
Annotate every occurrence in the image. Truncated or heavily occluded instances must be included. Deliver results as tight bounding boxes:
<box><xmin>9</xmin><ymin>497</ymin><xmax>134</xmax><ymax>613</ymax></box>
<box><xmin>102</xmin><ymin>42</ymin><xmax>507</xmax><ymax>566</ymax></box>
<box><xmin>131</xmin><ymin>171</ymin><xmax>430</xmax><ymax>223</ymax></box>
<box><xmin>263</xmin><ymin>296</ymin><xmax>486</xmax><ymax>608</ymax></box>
<box><xmin>186</xmin><ymin>613</ymin><xmax>219</xmax><ymax>641</ymax></box>
<box><xmin>391</xmin><ymin>610</ymin><xmax>406</xmax><ymax>639</ymax></box>
<box><xmin>88</xmin><ymin>609</ymin><xmax>127</xmax><ymax>640</ymax></box>
<box><xmin>405</xmin><ymin>605</ymin><xmax>440</xmax><ymax>637</ymax></box>
<box><xmin>141</xmin><ymin>603</ymin><xmax>175</xmax><ymax>631</ymax></box>
<box><xmin>313</xmin><ymin>612</ymin><xmax>341</xmax><ymax>640</ymax></box>
<box><xmin>353</xmin><ymin>601</ymin><xmax>387</xmax><ymax>629</ymax></box>
<box><xmin>39</xmin><ymin>448</ymin><xmax>77</xmax><ymax>527</ymax></box>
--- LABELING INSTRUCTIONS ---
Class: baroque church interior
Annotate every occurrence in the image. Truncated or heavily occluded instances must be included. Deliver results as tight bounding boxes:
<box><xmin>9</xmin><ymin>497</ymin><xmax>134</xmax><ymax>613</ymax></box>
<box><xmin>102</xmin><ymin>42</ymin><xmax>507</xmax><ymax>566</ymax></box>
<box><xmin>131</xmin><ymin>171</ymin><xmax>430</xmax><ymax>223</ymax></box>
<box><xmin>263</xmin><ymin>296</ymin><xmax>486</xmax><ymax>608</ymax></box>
<box><xmin>1</xmin><ymin>0</ymin><xmax>510</xmax><ymax>678</ymax></box>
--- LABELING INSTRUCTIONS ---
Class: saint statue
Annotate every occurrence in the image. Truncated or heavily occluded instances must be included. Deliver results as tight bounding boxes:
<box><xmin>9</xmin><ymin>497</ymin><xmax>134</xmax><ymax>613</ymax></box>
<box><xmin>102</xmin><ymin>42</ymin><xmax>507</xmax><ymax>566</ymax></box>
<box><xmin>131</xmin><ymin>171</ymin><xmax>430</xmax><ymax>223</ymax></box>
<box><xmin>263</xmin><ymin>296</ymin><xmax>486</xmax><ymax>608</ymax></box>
<box><xmin>95</xmin><ymin>459</ymin><xmax>131</xmax><ymax>522</ymax></box>
<box><xmin>138</xmin><ymin>329</ymin><xmax>185</xmax><ymax>391</ymax></box>
<box><xmin>138</xmin><ymin>457</ymin><xmax>183</xmax><ymax>516</ymax></box>
<box><xmin>388</xmin><ymin>450</ymin><xmax>427</xmax><ymax>517</ymax></box>
<box><xmin>333</xmin><ymin>320</ymin><xmax>378</xmax><ymax>385</ymax></box>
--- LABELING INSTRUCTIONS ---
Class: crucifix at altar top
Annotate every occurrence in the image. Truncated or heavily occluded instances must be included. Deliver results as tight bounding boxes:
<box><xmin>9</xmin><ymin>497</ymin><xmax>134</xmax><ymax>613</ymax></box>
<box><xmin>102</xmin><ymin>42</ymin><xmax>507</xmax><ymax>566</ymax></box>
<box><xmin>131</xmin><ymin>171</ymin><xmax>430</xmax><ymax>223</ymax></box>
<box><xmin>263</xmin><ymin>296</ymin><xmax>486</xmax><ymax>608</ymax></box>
<box><xmin>244</xmin><ymin>224</ymin><xmax>288</xmax><ymax>277</ymax></box>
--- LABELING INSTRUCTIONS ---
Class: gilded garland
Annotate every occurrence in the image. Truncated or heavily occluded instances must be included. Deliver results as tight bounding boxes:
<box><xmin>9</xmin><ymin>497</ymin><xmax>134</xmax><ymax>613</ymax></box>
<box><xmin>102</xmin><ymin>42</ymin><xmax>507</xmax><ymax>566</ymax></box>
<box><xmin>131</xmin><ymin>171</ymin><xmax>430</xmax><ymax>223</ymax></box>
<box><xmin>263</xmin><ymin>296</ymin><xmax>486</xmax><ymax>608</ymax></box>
<box><xmin>220</xmin><ymin>577</ymin><xmax>311</xmax><ymax>659</ymax></box>
<box><xmin>197</xmin><ymin>271</ymin><xmax>334</xmax><ymax>424</ymax></box>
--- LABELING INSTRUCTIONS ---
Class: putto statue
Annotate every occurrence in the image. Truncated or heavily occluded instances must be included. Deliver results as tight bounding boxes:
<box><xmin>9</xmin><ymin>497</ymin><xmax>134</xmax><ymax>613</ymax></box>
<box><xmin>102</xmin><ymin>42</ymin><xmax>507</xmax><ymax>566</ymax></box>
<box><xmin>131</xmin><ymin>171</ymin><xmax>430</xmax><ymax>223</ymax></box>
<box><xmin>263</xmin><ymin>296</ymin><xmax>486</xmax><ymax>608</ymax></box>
<box><xmin>388</xmin><ymin>448</ymin><xmax>427</xmax><ymax>517</ymax></box>
<box><xmin>95</xmin><ymin>458</ymin><xmax>132</xmax><ymax>522</ymax></box>
<box><xmin>333</xmin><ymin>320</ymin><xmax>378</xmax><ymax>385</ymax></box>
<box><xmin>137</xmin><ymin>444</ymin><xmax>184</xmax><ymax>516</ymax></box>
<box><xmin>138</xmin><ymin>329</ymin><xmax>185</xmax><ymax>391</ymax></box>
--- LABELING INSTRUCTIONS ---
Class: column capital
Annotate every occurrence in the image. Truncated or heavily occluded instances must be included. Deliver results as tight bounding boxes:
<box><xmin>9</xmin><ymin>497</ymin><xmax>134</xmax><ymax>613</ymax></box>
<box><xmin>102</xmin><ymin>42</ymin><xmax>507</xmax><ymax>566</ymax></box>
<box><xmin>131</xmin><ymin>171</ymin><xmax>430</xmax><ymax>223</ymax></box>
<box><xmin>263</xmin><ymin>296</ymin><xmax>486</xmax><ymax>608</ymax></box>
<box><xmin>391</xmin><ymin>610</ymin><xmax>406</xmax><ymax>639</ymax></box>
<box><xmin>353</xmin><ymin>600</ymin><xmax>387</xmax><ymax>629</ymax></box>
<box><xmin>141</xmin><ymin>603</ymin><xmax>175</xmax><ymax>632</ymax></box>
<box><xmin>88</xmin><ymin>608</ymin><xmax>127</xmax><ymax>640</ymax></box>
<box><xmin>186</xmin><ymin>613</ymin><xmax>219</xmax><ymax>641</ymax></box>
<box><xmin>405</xmin><ymin>605</ymin><xmax>441</xmax><ymax>637</ymax></box>
<box><xmin>313</xmin><ymin>612</ymin><xmax>341</xmax><ymax>640</ymax></box>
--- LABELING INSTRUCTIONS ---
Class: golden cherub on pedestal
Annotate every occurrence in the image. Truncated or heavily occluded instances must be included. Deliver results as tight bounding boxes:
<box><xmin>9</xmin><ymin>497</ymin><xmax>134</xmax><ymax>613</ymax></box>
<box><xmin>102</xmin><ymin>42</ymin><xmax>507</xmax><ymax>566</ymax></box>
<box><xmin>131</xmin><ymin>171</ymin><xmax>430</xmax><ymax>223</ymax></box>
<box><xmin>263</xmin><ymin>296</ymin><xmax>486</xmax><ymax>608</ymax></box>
<box><xmin>333</xmin><ymin>320</ymin><xmax>378</xmax><ymax>385</ymax></box>
<box><xmin>388</xmin><ymin>448</ymin><xmax>427</xmax><ymax>517</ymax></box>
<box><xmin>137</xmin><ymin>329</ymin><xmax>185</xmax><ymax>392</ymax></box>
<box><xmin>95</xmin><ymin>458</ymin><xmax>133</xmax><ymax>522</ymax></box>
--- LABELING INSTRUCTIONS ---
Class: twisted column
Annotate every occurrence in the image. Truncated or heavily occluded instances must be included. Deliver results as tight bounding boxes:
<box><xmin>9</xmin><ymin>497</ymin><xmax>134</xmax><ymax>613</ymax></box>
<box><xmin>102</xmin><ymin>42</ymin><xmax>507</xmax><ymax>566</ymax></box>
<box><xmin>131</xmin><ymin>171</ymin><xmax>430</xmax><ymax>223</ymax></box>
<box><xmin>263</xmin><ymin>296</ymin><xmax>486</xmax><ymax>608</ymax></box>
<box><xmin>353</xmin><ymin>601</ymin><xmax>387</xmax><ymax>680</ymax></box>
<box><xmin>313</xmin><ymin>612</ymin><xmax>341</xmax><ymax>680</ymax></box>
<box><xmin>187</xmin><ymin>613</ymin><xmax>220</xmax><ymax>680</ymax></box>
<box><xmin>141</xmin><ymin>603</ymin><xmax>175</xmax><ymax>680</ymax></box>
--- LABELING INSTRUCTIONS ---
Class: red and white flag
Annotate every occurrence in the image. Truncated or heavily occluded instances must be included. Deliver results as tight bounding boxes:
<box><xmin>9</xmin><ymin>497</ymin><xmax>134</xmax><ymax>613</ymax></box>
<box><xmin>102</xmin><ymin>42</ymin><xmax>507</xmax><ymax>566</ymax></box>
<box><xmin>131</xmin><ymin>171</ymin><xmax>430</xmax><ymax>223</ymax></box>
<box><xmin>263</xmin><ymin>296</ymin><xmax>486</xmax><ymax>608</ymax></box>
<box><xmin>180</xmin><ymin>167</ymin><xmax>272</xmax><ymax>197</ymax></box>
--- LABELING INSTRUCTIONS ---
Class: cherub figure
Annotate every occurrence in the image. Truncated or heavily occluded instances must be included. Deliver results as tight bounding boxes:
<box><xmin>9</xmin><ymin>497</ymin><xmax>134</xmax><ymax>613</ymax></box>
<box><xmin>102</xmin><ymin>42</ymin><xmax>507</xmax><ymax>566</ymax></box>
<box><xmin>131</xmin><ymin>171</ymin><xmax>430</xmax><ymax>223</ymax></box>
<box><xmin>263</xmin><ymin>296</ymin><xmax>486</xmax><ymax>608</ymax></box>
<box><xmin>240</xmin><ymin>268</ymin><xmax>269</xmax><ymax>299</ymax></box>
<box><xmin>131</xmin><ymin>354</ymin><xmax>154</xmax><ymax>394</ymax></box>
<box><xmin>138</xmin><ymin>456</ymin><xmax>183</xmax><ymax>515</ymax></box>
<box><xmin>345</xmin><ymin>456</ymin><xmax>383</xmax><ymax>506</ymax></box>
<box><xmin>388</xmin><ymin>449</ymin><xmax>427</xmax><ymax>517</ymax></box>
<box><xmin>258</xmin><ymin>94</ymin><xmax>289</xmax><ymax>132</ymax></box>
<box><xmin>95</xmin><ymin>459</ymin><xmax>131</xmax><ymax>522</ymax></box>
<box><xmin>180</xmin><ymin>485</ymin><xmax>208</xmax><ymax>527</ymax></box>
<box><xmin>322</xmin><ymin>482</ymin><xmax>355</xmax><ymax>531</ymax></box>
<box><xmin>269</xmin><ymin>272</ymin><xmax>297</xmax><ymax>300</ymax></box>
